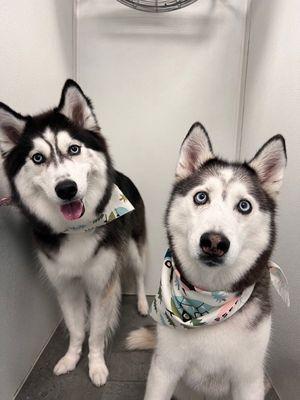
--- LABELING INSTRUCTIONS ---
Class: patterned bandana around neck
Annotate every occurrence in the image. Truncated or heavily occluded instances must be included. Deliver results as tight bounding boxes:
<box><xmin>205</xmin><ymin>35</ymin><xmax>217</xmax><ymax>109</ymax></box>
<box><xmin>0</xmin><ymin>185</ymin><xmax>135</xmax><ymax>234</ymax></box>
<box><xmin>63</xmin><ymin>184</ymin><xmax>134</xmax><ymax>233</ymax></box>
<box><xmin>150</xmin><ymin>250</ymin><xmax>290</xmax><ymax>329</ymax></box>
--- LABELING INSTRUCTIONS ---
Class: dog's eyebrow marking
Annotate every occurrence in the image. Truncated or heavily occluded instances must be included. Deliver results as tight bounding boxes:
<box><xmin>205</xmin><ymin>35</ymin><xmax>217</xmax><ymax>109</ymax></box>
<box><xmin>221</xmin><ymin>168</ymin><xmax>234</xmax><ymax>183</ymax></box>
<box><xmin>220</xmin><ymin>170</ymin><xmax>236</xmax><ymax>200</ymax></box>
<box><xmin>222</xmin><ymin>189</ymin><xmax>227</xmax><ymax>200</ymax></box>
<box><xmin>42</xmin><ymin>129</ymin><xmax>60</xmax><ymax>166</ymax></box>
<box><xmin>32</xmin><ymin>137</ymin><xmax>52</xmax><ymax>159</ymax></box>
<box><xmin>220</xmin><ymin>177</ymin><xmax>229</xmax><ymax>200</ymax></box>
<box><xmin>42</xmin><ymin>137</ymin><xmax>57</xmax><ymax>166</ymax></box>
<box><xmin>42</xmin><ymin>129</ymin><xmax>69</xmax><ymax>165</ymax></box>
<box><xmin>53</xmin><ymin>132</ymin><xmax>64</xmax><ymax>161</ymax></box>
<box><xmin>56</xmin><ymin>130</ymin><xmax>78</xmax><ymax>163</ymax></box>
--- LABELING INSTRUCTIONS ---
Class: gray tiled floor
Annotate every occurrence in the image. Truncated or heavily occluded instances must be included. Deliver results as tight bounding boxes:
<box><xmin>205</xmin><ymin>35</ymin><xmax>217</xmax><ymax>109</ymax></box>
<box><xmin>16</xmin><ymin>295</ymin><xmax>279</xmax><ymax>400</ymax></box>
<box><xmin>16</xmin><ymin>296</ymin><xmax>153</xmax><ymax>400</ymax></box>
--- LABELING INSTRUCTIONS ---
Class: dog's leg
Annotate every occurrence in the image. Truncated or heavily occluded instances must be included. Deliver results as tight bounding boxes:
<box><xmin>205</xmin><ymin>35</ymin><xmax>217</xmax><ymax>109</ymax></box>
<box><xmin>232</xmin><ymin>369</ymin><xmax>265</xmax><ymax>400</ymax></box>
<box><xmin>86</xmin><ymin>272</ymin><xmax>121</xmax><ymax>387</ymax></box>
<box><xmin>128</xmin><ymin>239</ymin><xmax>148</xmax><ymax>316</ymax></box>
<box><xmin>53</xmin><ymin>279</ymin><xmax>87</xmax><ymax>375</ymax></box>
<box><xmin>144</xmin><ymin>352</ymin><xmax>183</xmax><ymax>400</ymax></box>
<box><xmin>231</xmin><ymin>318</ymin><xmax>270</xmax><ymax>400</ymax></box>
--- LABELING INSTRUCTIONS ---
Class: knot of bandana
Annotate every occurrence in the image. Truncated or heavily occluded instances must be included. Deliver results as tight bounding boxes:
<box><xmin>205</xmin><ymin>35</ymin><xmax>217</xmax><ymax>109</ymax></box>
<box><xmin>150</xmin><ymin>250</ymin><xmax>289</xmax><ymax>329</ymax></box>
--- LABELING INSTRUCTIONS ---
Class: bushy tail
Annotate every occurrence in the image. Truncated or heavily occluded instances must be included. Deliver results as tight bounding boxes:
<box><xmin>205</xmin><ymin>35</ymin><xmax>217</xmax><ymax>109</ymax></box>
<box><xmin>126</xmin><ymin>326</ymin><xmax>156</xmax><ymax>350</ymax></box>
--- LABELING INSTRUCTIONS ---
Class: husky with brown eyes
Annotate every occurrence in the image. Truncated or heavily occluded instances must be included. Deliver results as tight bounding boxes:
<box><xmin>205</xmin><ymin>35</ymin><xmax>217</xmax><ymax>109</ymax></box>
<box><xmin>0</xmin><ymin>80</ymin><xmax>149</xmax><ymax>387</ymax></box>
<box><xmin>127</xmin><ymin>122</ymin><xmax>287</xmax><ymax>400</ymax></box>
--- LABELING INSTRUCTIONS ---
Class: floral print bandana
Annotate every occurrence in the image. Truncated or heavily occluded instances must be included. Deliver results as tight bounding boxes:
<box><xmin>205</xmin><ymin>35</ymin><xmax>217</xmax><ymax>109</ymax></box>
<box><xmin>150</xmin><ymin>250</ymin><xmax>290</xmax><ymax>329</ymax></box>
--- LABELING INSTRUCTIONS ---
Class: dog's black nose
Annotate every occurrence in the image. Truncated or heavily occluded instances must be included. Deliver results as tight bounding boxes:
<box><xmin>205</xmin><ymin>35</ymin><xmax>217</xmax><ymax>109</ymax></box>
<box><xmin>55</xmin><ymin>179</ymin><xmax>78</xmax><ymax>201</ymax></box>
<box><xmin>200</xmin><ymin>232</ymin><xmax>230</xmax><ymax>257</ymax></box>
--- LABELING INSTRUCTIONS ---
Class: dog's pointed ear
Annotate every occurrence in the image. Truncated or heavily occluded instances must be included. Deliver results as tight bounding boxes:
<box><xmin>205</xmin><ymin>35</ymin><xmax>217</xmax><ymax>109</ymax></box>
<box><xmin>176</xmin><ymin>122</ymin><xmax>214</xmax><ymax>180</ymax></box>
<box><xmin>0</xmin><ymin>103</ymin><xmax>27</xmax><ymax>156</ymax></box>
<box><xmin>58</xmin><ymin>79</ymin><xmax>99</xmax><ymax>132</ymax></box>
<box><xmin>249</xmin><ymin>135</ymin><xmax>287</xmax><ymax>198</ymax></box>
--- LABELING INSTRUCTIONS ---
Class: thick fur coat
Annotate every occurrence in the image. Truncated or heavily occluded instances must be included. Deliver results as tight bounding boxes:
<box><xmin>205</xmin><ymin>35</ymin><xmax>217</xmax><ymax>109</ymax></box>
<box><xmin>127</xmin><ymin>122</ymin><xmax>287</xmax><ymax>400</ymax></box>
<box><xmin>0</xmin><ymin>80</ymin><xmax>148</xmax><ymax>386</ymax></box>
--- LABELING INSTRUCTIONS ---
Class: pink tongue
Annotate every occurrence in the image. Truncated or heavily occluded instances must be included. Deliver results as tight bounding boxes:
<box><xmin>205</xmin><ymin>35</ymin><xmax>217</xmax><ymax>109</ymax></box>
<box><xmin>60</xmin><ymin>200</ymin><xmax>84</xmax><ymax>221</ymax></box>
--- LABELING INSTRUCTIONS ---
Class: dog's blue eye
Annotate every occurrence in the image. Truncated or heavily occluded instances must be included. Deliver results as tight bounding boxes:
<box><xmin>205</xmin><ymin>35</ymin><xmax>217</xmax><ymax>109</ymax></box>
<box><xmin>68</xmin><ymin>145</ymin><xmax>81</xmax><ymax>155</ymax></box>
<box><xmin>237</xmin><ymin>199</ymin><xmax>252</xmax><ymax>214</ymax></box>
<box><xmin>194</xmin><ymin>191</ymin><xmax>208</xmax><ymax>205</ymax></box>
<box><xmin>32</xmin><ymin>153</ymin><xmax>45</xmax><ymax>165</ymax></box>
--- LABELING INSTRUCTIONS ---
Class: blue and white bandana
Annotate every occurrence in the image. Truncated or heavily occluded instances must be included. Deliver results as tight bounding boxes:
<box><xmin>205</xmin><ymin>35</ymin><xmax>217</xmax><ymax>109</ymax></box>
<box><xmin>150</xmin><ymin>250</ymin><xmax>290</xmax><ymax>329</ymax></box>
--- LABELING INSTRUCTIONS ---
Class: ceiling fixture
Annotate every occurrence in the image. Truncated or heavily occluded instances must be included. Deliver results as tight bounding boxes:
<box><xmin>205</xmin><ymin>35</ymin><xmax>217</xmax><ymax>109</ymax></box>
<box><xmin>117</xmin><ymin>0</ymin><xmax>199</xmax><ymax>13</ymax></box>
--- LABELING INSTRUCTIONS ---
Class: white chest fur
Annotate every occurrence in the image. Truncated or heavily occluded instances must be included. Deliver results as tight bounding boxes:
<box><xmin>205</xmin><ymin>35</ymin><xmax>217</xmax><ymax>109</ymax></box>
<box><xmin>156</xmin><ymin>299</ymin><xmax>271</xmax><ymax>399</ymax></box>
<box><xmin>38</xmin><ymin>230</ymin><xmax>116</xmax><ymax>288</ymax></box>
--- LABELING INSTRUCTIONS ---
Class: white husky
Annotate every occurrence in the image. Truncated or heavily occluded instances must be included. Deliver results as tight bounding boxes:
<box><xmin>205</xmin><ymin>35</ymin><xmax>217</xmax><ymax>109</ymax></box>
<box><xmin>127</xmin><ymin>122</ymin><xmax>287</xmax><ymax>400</ymax></box>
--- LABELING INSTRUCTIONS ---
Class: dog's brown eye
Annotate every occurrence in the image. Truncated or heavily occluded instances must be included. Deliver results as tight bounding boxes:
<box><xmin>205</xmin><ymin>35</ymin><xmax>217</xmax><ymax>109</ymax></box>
<box><xmin>68</xmin><ymin>144</ymin><xmax>81</xmax><ymax>156</ymax></box>
<box><xmin>237</xmin><ymin>199</ymin><xmax>252</xmax><ymax>214</ymax></box>
<box><xmin>194</xmin><ymin>191</ymin><xmax>208</xmax><ymax>205</ymax></box>
<box><xmin>32</xmin><ymin>153</ymin><xmax>45</xmax><ymax>165</ymax></box>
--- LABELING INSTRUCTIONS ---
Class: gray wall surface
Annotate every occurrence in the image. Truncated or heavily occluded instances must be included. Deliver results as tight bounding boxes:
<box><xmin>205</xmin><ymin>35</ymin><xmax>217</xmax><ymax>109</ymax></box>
<box><xmin>0</xmin><ymin>1</ymin><xmax>74</xmax><ymax>399</ymax></box>
<box><xmin>240</xmin><ymin>1</ymin><xmax>300</xmax><ymax>398</ymax></box>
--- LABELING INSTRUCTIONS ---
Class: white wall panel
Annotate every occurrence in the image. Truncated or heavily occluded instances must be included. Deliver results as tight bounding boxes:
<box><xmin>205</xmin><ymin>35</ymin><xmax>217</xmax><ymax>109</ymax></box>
<box><xmin>240</xmin><ymin>1</ymin><xmax>300</xmax><ymax>398</ymax></box>
<box><xmin>77</xmin><ymin>0</ymin><xmax>249</xmax><ymax>293</ymax></box>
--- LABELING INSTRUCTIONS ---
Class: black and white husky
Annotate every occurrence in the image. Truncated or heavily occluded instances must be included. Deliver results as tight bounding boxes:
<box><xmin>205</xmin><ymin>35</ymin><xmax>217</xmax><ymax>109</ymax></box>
<box><xmin>127</xmin><ymin>123</ymin><xmax>287</xmax><ymax>400</ymax></box>
<box><xmin>0</xmin><ymin>80</ymin><xmax>148</xmax><ymax>386</ymax></box>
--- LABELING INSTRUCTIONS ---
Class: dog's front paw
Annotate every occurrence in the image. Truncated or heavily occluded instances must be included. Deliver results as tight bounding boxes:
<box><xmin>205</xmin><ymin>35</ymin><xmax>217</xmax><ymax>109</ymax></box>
<box><xmin>53</xmin><ymin>353</ymin><xmax>80</xmax><ymax>376</ymax></box>
<box><xmin>89</xmin><ymin>359</ymin><xmax>109</xmax><ymax>387</ymax></box>
<box><xmin>138</xmin><ymin>297</ymin><xmax>149</xmax><ymax>316</ymax></box>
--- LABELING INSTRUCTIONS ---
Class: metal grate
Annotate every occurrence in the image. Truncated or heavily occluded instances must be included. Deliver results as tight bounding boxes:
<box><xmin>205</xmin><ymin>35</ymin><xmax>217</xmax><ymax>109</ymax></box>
<box><xmin>116</xmin><ymin>0</ymin><xmax>199</xmax><ymax>13</ymax></box>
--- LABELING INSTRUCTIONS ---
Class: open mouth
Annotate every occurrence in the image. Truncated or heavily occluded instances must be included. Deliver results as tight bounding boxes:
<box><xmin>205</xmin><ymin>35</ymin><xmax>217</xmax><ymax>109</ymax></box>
<box><xmin>60</xmin><ymin>200</ymin><xmax>85</xmax><ymax>221</ymax></box>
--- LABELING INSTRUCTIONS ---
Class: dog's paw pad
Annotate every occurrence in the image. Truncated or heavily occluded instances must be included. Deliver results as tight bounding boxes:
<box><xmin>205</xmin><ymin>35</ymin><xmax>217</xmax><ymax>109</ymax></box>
<box><xmin>53</xmin><ymin>354</ymin><xmax>79</xmax><ymax>376</ymax></box>
<box><xmin>138</xmin><ymin>298</ymin><xmax>149</xmax><ymax>316</ymax></box>
<box><xmin>89</xmin><ymin>361</ymin><xmax>109</xmax><ymax>387</ymax></box>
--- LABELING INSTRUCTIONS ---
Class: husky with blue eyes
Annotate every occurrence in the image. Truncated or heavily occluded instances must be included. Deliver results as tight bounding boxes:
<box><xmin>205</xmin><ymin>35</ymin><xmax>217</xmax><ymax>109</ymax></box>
<box><xmin>0</xmin><ymin>80</ymin><xmax>148</xmax><ymax>386</ymax></box>
<box><xmin>127</xmin><ymin>123</ymin><xmax>287</xmax><ymax>400</ymax></box>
